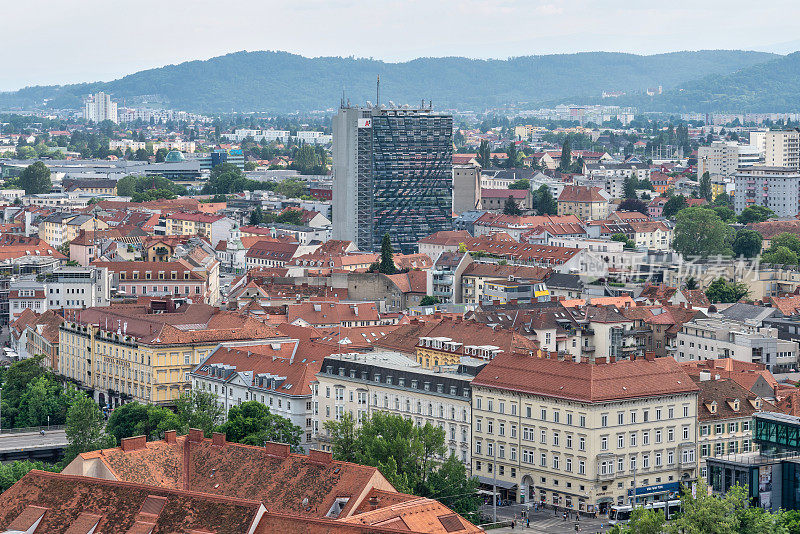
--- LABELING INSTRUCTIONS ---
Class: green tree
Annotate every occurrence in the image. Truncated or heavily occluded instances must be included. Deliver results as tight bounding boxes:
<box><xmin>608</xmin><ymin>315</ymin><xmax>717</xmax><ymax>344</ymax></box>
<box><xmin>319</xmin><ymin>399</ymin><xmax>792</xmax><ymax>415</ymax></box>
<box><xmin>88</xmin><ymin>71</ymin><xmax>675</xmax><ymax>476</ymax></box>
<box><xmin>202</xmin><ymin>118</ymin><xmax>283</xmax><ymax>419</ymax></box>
<box><xmin>174</xmin><ymin>389</ymin><xmax>225</xmax><ymax>437</ymax></box>
<box><xmin>202</xmin><ymin>163</ymin><xmax>249</xmax><ymax>195</ymax></box>
<box><xmin>423</xmin><ymin>455</ymin><xmax>480</xmax><ymax>520</ymax></box>
<box><xmin>106</xmin><ymin>401</ymin><xmax>180</xmax><ymax>443</ymax></box>
<box><xmin>738</xmin><ymin>205</ymin><xmax>774</xmax><ymax>224</ymax></box>
<box><xmin>623</xmin><ymin>507</ymin><xmax>666</xmax><ymax>534</ymax></box>
<box><xmin>63</xmin><ymin>394</ymin><xmax>115</xmax><ymax>465</ymax></box>
<box><xmin>618</xmin><ymin>198</ymin><xmax>648</xmax><ymax>214</ymax></box>
<box><xmin>532</xmin><ymin>185</ymin><xmax>557</xmax><ymax>215</ymax></box>
<box><xmin>503</xmin><ymin>195</ymin><xmax>522</xmax><ymax>216</ymax></box>
<box><xmin>15</xmin><ymin>375</ymin><xmax>80</xmax><ymax>428</ymax></box>
<box><xmin>323</xmin><ymin>411</ymin><xmax>358</xmax><ymax>463</ymax></box>
<box><xmin>662</xmin><ymin>195</ymin><xmax>688</xmax><ymax>218</ymax></box>
<box><xmin>731</xmin><ymin>228</ymin><xmax>763</xmax><ymax>258</ymax></box>
<box><xmin>623</xmin><ymin>176</ymin><xmax>637</xmax><ymax>199</ymax></box>
<box><xmin>504</xmin><ymin>143</ymin><xmax>522</xmax><ymax>168</ymax></box>
<box><xmin>0</xmin><ymin>354</ymin><xmax>48</xmax><ymax>428</ymax></box>
<box><xmin>611</xmin><ymin>233</ymin><xmax>636</xmax><ymax>250</ymax></box>
<box><xmin>768</xmin><ymin>233</ymin><xmax>800</xmax><ymax>255</ymax></box>
<box><xmin>699</xmin><ymin>171</ymin><xmax>713</xmax><ymax>201</ymax></box>
<box><xmin>420</xmin><ymin>296</ymin><xmax>441</xmax><ymax>306</ymax></box>
<box><xmin>705</xmin><ymin>277</ymin><xmax>749</xmax><ymax>303</ymax></box>
<box><xmin>0</xmin><ymin>460</ymin><xmax>58</xmax><ymax>492</ymax></box>
<box><xmin>559</xmin><ymin>136</ymin><xmax>572</xmax><ymax>170</ymax></box>
<box><xmin>243</xmin><ymin>161</ymin><xmax>258</xmax><ymax>171</ymax></box>
<box><xmin>508</xmin><ymin>178</ymin><xmax>530</xmax><ymax>190</ymax></box>
<box><xmin>378</xmin><ymin>233</ymin><xmax>397</xmax><ymax>275</ymax></box>
<box><xmin>711</xmin><ymin>205</ymin><xmax>736</xmax><ymax>222</ymax></box>
<box><xmin>154</xmin><ymin>148</ymin><xmax>168</xmax><ymax>162</ymax></box>
<box><xmin>18</xmin><ymin>161</ymin><xmax>51</xmax><ymax>194</ymax></box>
<box><xmin>672</xmin><ymin>207</ymin><xmax>734</xmax><ymax>257</ymax></box>
<box><xmin>713</xmin><ymin>192</ymin><xmax>733</xmax><ymax>207</ymax></box>
<box><xmin>476</xmin><ymin>140</ymin><xmax>491</xmax><ymax>168</ymax></box>
<box><xmin>217</xmin><ymin>401</ymin><xmax>302</xmax><ymax>451</ymax></box>
<box><xmin>249</xmin><ymin>205</ymin><xmax>264</xmax><ymax>226</ymax></box>
<box><xmin>762</xmin><ymin>245</ymin><xmax>799</xmax><ymax>265</ymax></box>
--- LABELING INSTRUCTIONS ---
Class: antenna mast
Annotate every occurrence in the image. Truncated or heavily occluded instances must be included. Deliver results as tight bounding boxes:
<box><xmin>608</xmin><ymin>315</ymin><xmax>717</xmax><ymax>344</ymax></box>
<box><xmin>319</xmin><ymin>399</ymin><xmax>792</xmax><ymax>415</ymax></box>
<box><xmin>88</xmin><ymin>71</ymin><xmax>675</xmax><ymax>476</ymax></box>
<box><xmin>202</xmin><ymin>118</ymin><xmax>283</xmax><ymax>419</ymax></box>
<box><xmin>376</xmin><ymin>75</ymin><xmax>380</xmax><ymax>108</ymax></box>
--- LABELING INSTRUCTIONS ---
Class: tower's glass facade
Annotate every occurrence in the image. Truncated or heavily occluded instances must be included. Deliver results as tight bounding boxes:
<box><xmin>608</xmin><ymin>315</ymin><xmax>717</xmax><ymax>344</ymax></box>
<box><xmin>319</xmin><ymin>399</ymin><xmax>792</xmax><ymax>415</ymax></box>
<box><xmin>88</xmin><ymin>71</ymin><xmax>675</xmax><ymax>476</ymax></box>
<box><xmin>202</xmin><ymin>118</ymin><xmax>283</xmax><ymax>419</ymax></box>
<box><xmin>369</xmin><ymin>109</ymin><xmax>453</xmax><ymax>253</ymax></box>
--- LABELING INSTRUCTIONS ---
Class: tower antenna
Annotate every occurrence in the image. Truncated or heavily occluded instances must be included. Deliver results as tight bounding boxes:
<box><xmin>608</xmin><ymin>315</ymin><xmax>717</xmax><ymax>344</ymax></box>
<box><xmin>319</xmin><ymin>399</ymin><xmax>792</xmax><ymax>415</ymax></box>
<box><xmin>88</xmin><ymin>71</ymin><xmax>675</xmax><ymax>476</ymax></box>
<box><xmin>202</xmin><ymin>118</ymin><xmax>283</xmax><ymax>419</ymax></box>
<box><xmin>376</xmin><ymin>75</ymin><xmax>380</xmax><ymax>108</ymax></box>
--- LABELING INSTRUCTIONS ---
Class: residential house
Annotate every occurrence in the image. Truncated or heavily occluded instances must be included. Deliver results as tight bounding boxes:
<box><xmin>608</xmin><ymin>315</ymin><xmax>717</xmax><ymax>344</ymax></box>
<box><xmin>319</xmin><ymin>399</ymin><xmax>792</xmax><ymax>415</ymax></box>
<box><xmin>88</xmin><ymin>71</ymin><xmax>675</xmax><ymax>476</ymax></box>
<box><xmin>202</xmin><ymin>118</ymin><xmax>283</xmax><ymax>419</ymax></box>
<box><xmin>557</xmin><ymin>186</ymin><xmax>610</xmax><ymax>220</ymax></box>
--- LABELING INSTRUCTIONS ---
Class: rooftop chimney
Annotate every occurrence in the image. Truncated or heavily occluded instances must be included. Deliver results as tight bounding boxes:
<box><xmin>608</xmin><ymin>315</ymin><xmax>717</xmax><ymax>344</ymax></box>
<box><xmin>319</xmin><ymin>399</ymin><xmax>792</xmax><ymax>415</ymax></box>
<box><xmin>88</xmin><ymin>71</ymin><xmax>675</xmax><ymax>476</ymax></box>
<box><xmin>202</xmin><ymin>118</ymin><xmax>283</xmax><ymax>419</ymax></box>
<box><xmin>212</xmin><ymin>432</ymin><xmax>226</xmax><ymax>447</ymax></box>
<box><xmin>164</xmin><ymin>430</ymin><xmax>177</xmax><ymax>444</ymax></box>
<box><xmin>188</xmin><ymin>428</ymin><xmax>204</xmax><ymax>443</ymax></box>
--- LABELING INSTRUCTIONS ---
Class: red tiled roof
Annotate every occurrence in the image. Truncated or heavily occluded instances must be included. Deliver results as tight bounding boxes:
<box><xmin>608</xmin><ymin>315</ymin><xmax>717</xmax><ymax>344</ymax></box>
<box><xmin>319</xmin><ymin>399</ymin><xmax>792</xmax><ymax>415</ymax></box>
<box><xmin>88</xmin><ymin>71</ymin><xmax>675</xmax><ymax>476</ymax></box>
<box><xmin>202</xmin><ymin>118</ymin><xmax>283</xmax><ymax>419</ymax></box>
<box><xmin>246</xmin><ymin>240</ymin><xmax>300</xmax><ymax>260</ymax></box>
<box><xmin>376</xmin><ymin>316</ymin><xmax>536</xmax><ymax>356</ymax></box>
<box><xmin>417</xmin><ymin>231</ymin><xmax>473</xmax><ymax>246</ymax></box>
<box><xmin>0</xmin><ymin>470</ymin><xmax>263</xmax><ymax>533</ymax></box>
<box><xmin>481</xmin><ymin>188</ymin><xmax>528</xmax><ymax>199</ymax></box>
<box><xmin>287</xmin><ymin>301</ymin><xmax>381</xmax><ymax>325</ymax></box>
<box><xmin>473</xmin><ymin>354</ymin><xmax>699</xmax><ymax>403</ymax></box>
<box><xmin>558</xmin><ymin>185</ymin><xmax>608</xmax><ymax>203</ymax></box>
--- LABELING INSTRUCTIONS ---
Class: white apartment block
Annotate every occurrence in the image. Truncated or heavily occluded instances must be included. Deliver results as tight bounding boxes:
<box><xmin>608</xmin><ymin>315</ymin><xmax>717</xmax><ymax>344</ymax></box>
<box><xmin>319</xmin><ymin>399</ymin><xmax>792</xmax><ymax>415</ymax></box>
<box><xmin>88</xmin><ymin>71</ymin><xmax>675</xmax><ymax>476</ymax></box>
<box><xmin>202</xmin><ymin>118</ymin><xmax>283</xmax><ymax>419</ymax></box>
<box><xmin>296</xmin><ymin>131</ymin><xmax>332</xmax><ymax>145</ymax></box>
<box><xmin>697</xmin><ymin>142</ymin><xmax>739</xmax><ymax>179</ymax></box>
<box><xmin>84</xmin><ymin>92</ymin><xmax>118</xmax><ymax>124</ymax></box>
<box><xmin>226</xmin><ymin>129</ymin><xmax>290</xmax><ymax>143</ymax></box>
<box><xmin>765</xmin><ymin>130</ymin><xmax>800</xmax><ymax>170</ymax></box>
<box><xmin>674</xmin><ymin>317</ymin><xmax>798</xmax><ymax>373</ymax></box>
<box><xmin>191</xmin><ymin>339</ymin><xmax>318</xmax><ymax>451</ymax></box>
<box><xmin>8</xmin><ymin>266</ymin><xmax>111</xmax><ymax>322</ymax></box>
<box><xmin>314</xmin><ymin>352</ymin><xmax>479</xmax><ymax>468</ymax></box>
<box><xmin>733</xmin><ymin>166</ymin><xmax>800</xmax><ymax>216</ymax></box>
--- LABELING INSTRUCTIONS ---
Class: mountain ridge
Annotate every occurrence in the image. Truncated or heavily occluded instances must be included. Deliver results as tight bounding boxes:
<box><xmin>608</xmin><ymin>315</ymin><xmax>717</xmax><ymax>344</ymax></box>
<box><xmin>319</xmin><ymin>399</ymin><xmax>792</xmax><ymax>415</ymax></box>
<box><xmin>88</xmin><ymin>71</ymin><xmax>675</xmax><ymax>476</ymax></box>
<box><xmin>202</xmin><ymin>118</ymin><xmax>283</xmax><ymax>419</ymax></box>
<box><xmin>0</xmin><ymin>49</ymin><xmax>782</xmax><ymax>114</ymax></box>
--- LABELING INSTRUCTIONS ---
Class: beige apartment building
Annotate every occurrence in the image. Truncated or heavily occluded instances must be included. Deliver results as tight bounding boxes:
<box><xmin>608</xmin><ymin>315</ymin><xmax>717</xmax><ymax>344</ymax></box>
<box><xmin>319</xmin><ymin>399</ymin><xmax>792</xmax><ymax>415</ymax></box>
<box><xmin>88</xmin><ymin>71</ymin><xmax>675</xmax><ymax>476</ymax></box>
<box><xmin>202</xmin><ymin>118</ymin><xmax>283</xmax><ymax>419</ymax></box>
<box><xmin>313</xmin><ymin>351</ymin><xmax>482</xmax><ymax>467</ymax></box>
<box><xmin>58</xmin><ymin>300</ymin><xmax>275</xmax><ymax>407</ymax></box>
<box><xmin>765</xmin><ymin>130</ymin><xmax>800</xmax><ymax>169</ymax></box>
<box><xmin>470</xmin><ymin>354</ymin><xmax>699</xmax><ymax>514</ymax></box>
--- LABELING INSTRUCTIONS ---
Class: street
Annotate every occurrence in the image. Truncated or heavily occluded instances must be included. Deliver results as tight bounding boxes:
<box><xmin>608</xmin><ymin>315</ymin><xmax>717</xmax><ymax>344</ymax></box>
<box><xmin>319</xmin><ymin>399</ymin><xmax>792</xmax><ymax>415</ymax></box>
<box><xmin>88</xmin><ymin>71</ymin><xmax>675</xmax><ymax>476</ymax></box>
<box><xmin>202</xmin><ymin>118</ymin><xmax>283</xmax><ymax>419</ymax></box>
<box><xmin>479</xmin><ymin>503</ymin><xmax>612</xmax><ymax>534</ymax></box>
<box><xmin>0</xmin><ymin>430</ymin><xmax>68</xmax><ymax>452</ymax></box>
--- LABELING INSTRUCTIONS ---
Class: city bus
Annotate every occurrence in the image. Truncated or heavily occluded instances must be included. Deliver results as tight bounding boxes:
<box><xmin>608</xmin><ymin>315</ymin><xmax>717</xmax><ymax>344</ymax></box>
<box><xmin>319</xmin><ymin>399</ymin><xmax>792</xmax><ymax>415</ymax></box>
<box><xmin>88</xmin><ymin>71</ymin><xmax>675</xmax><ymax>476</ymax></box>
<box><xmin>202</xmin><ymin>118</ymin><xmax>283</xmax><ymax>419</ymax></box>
<box><xmin>608</xmin><ymin>500</ymin><xmax>682</xmax><ymax>525</ymax></box>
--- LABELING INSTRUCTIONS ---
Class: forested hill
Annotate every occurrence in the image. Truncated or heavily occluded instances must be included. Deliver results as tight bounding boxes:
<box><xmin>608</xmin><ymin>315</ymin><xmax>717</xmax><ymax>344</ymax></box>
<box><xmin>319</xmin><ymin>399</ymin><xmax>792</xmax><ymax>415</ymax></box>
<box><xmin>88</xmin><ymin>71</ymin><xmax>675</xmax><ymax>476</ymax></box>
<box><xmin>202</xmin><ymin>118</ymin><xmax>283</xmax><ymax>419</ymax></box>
<box><xmin>0</xmin><ymin>49</ymin><xmax>780</xmax><ymax>114</ymax></box>
<box><xmin>619</xmin><ymin>52</ymin><xmax>800</xmax><ymax>113</ymax></box>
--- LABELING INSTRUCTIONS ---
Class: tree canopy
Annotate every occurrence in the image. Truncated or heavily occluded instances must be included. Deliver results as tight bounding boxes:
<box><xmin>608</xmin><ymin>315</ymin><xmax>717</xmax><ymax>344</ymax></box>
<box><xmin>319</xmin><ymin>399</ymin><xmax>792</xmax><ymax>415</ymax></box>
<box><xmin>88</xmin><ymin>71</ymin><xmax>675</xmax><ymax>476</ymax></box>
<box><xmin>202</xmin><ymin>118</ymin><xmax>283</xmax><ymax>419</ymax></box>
<box><xmin>705</xmin><ymin>277</ymin><xmax>749</xmax><ymax>303</ymax></box>
<box><xmin>18</xmin><ymin>161</ymin><xmax>52</xmax><ymax>194</ymax></box>
<box><xmin>662</xmin><ymin>195</ymin><xmax>688</xmax><ymax>218</ymax></box>
<box><xmin>738</xmin><ymin>205</ymin><xmax>774</xmax><ymax>224</ymax></box>
<box><xmin>617</xmin><ymin>198</ymin><xmax>649</xmax><ymax>215</ymax></box>
<box><xmin>217</xmin><ymin>401</ymin><xmax>302</xmax><ymax>450</ymax></box>
<box><xmin>731</xmin><ymin>228</ymin><xmax>763</xmax><ymax>258</ymax></box>
<box><xmin>324</xmin><ymin>412</ymin><xmax>479</xmax><ymax>519</ymax></box>
<box><xmin>672</xmin><ymin>207</ymin><xmax>734</xmax><ymax>257</ymax></box>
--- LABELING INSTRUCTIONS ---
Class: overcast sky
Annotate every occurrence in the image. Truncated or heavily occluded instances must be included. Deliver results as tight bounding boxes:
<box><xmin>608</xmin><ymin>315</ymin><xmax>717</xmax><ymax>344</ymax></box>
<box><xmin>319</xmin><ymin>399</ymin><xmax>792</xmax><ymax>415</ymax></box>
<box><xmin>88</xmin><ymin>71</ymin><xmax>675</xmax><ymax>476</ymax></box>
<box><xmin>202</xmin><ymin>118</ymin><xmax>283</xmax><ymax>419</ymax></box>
<box><xmin>1</xmin><ymin>0</ymin><xmax>799</xmax><ymax>92</ymax></box>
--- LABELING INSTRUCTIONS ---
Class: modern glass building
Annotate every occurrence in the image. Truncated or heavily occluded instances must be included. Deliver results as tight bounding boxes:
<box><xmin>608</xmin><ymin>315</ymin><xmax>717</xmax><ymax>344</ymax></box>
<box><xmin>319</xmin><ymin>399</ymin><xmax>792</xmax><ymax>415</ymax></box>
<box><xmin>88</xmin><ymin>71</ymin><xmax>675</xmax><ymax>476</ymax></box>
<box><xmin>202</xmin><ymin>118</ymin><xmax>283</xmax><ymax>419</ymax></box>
<box><xmin>707</xmin><ymin>412</ymin><xmax>800</xmax><ymax>510</ymax></box>
<box><xmin>333</xmin><ymin>104</ymin><xmax>453</xmax><ymax>253</ymax></box>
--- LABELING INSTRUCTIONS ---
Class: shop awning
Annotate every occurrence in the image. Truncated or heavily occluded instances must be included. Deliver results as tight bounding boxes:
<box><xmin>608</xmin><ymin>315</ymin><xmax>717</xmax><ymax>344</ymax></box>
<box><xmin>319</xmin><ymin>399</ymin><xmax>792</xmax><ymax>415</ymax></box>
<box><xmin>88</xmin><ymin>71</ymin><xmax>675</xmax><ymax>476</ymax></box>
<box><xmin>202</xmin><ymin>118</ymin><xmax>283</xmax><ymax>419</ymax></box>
<box><xmin>476</xmin><ymin>476</ymin><xmax>518</xmax><ymax>490</ymax></box>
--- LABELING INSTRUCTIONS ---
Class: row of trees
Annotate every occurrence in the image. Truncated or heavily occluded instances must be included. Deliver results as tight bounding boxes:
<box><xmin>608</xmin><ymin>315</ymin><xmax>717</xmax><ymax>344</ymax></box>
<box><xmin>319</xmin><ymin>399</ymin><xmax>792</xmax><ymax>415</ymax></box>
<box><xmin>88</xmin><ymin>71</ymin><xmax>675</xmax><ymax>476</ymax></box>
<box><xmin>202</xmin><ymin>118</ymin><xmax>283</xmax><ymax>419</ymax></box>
<box><xmin>116</xmin><ymin>174</ymin><xmax>188</xmax><ymax>201</ymax></box>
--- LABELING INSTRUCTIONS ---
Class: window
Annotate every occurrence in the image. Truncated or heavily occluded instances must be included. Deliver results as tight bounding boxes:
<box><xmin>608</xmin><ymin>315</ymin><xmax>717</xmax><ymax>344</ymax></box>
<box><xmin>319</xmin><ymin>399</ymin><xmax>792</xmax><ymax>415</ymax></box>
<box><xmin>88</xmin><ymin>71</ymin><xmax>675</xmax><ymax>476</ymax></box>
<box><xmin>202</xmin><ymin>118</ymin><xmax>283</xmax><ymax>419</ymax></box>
<box><xmin>630</xmin><ymin>411</ymin><xmax>637</xmax><ymax>424</ymax></box>
<box><xmin>540</xmin><ymin>453</ymin><xmax>547</xmax><ymax>467</ymax></box>
<box><xmin>655</xmin><ymin>430</ymin><xmax>662</xmax><ymax>444</ymax></box>
<box><xmin>617</xmin><ymin>412</ymin><xmax>624</xmax><ymax>425</ymax></box>
<box><xmin>742</xmin><ymin>421</ymin><xmax>750</xmax><ymax>432</ymax></box>
<box><xmin>553</xmin><ymin>411</ymin><xmax>559</xmax><ymax>423</ymax></box>
<box><xmin>655</xmin><ymin>408</ymin><xmax>662</xmax><ymax>421</ymax></box>
<box><xmin>618</xmin><ymin>434</ymin><xmax>624</xmax><ymax>449</ymax></box>
<box><xmin>655</xmin><ymin>452</ymin><xmax>662</xmax><ymax>467</ymax></box>
<box><xmin>553</xmin><ymin>456</ymin><xmax>560</xmax><ymax>470</ymax></box>
<box><xmin>578</xmin><ymin>461</ymin><xmax>585</xmax><ymax>475</ymax></box>
<box><xmin>566</xmin><ymin>458</ymin><xmax>572</xmax><ymax>472</ymax></box>
<box><xmin>642</xmin><ymin>454</ymin><xmax>650</xmax><ymax>469</ymax></box>
<box><xmin>487</xmin><ymin>421</ymin><xmax>493</xmax><ymax>434</ymax></box>
<box><xmin>567</xmin><ymin>413</ymin><xmax>573</xmax><ymax>426</ymax></box>
<box><xmin>601</xmin><ymin>414</ymin><xmax>608</xmax><ymax>427</ymax></box>
<box><xmin>579</xmin><ymin>415</ymin><xmax>586</xmax><ymax>427</ymax></box>
<box><xmin>683</xmin><ymin>426</ymin><xmax>689</xmax><ymax>440</ymax></box>
<box><xmin>643</xmin><ymin>410</ymin><xmax>649</xmax><ymax>422</ymax></box>
<box><xmin>683</xmin><ymin>406</ymin><xmax>689</xmax><ymax>417</ymax></box>
<box><xmin>475</xmin><ymin>441</ymin><xmax>482</xmax><ymax>455</ymax></box>
<box><xmin>476</xmin><ymin>419</ymin><xmax>482</xmax><ymax>433</ymax></box>
<box><xmin>630</xmin><ymin>456</ymin><xmax>637</xmax><ymax>471</ymax></box>
<box><xmin>579</xmin><ymin>437</ymin><xmax>585</xmax><ymax>451</ymax></box>
<box><xmin>541</xmin><ymin>408</ymin><xmax>547</xmax><ymax>421</ymax></box>
<box><xmin>668</xmin><ymin>428</ymin><xmax>675</xmax><ymax>442</ymax></box>
<box><xmin>566</xmin><ymin>434</ymin><xmax>572</xmax><ymax>449</ymax></box>
<box><xmin>630</xmin><ymin>433</ymin><xmax>637</xmax><ymax>447</ymax></box>
<box><xmin>642</xmin><ymin>431</ymin><xmax>650</xmax><ymax>446</ymax></box>
<box><xmin>601</xmin><ymin>436</ymin><xmax>608</xmax><ymax>450</ymax></box>
<box><xmin>668</xmin><ymin>407</ymin><xmax>674</xmax><ymax>419</ymax></box>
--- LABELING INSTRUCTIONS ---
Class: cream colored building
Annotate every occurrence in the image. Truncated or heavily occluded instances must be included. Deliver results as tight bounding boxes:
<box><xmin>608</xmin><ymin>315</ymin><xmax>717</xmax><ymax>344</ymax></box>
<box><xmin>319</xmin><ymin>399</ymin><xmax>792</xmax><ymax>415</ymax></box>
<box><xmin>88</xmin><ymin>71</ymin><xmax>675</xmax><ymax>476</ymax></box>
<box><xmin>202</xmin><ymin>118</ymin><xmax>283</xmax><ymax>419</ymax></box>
<box><xmin>313</xmin><ymin>352</ymin><xmax>481</xmax><ymax>467</ymax></box>
<box><xmin>765</xmin><ymin>130</ymin><xmax>800</xmax><ymax>169</ymax></box>
<box><xmin>38</xmin><ymin>213</ymin><xmax>109</xmax><ymax>247</ymax></box>
<box><xmin>58</xmin><ymin>302</ymin><xmax>275</xmax><ymax>407</ymax></box>
<box><xmin>470</xmin><ymin>354</ymin><xmax>699</xmax><ymax>513</ymax></box>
